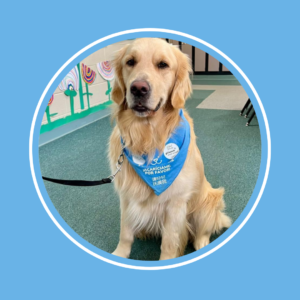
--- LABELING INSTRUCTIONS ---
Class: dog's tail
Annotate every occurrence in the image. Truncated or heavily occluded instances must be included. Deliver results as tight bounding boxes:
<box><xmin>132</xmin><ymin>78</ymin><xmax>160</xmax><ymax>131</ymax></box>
<box><xmin>205</xmin><ymin>186</ymin><xmax>232</xmax><ymax>234</ymax></box>
<box><xmin>190</xmin><ymin>183</ymin><xmax>232</xmax><ymax>235</ymax></box>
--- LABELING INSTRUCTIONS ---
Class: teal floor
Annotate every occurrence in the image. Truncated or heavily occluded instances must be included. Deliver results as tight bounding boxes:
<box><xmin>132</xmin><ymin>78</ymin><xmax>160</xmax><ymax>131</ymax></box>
<box><xmin>191</xmin><ymin>74</ymin><xmax>241</xmax><ymax>86</ymax></box>
<box><xmin>39</xmin><ymin>78</ymin><xmax>261</xmax><ymax>261</ymax></box>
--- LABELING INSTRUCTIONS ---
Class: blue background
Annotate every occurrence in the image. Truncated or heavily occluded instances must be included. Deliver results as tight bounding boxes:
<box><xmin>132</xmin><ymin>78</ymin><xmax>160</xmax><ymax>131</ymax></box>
<box><xmin>32</xmin><ymin>29</ymin><xmax>269</xmax><ymax>269</ymax></box>
<box><xmin>1</xmin><ymin>1</ymin><xmax>299</xmax><ymax>299</ymax></box>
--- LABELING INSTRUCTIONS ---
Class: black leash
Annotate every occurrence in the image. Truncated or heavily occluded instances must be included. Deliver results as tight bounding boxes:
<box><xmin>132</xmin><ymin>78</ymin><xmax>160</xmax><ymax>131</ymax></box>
<box><xmin>42</xmin><ymin>148</ymin><xmax>124</xmax><ymax>187</ymax></box>
<box><xmin>42</xmin><ymin>176</ymin><xmax>112</xmax><ymax>186</ymax></box>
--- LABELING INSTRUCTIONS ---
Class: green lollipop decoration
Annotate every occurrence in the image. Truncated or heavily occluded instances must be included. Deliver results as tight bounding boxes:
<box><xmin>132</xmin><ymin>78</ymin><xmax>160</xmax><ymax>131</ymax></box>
<box><xmin>58</xmin><ymin>67</ymin><xmax>79</xmax><ymax>115</ymax></box>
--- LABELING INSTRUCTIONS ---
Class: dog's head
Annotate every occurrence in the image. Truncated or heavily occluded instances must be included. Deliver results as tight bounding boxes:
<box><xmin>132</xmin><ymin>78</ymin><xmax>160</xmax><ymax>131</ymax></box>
<box><xmin>112</xmin><ymin>38</ymin><xmax>192</xmax><ymax>117</ymax></box>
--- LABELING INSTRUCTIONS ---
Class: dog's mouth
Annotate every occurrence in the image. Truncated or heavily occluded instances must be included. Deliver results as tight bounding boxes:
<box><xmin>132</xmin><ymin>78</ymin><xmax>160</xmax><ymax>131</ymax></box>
<box><xmin>131</xmin><ymin>99</ymin><xmax>162</xmax><ymax>116</ymax></box>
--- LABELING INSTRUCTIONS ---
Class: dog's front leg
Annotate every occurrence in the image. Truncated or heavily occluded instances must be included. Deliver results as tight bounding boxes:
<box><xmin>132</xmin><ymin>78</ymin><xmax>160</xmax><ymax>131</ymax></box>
<box><xmin>112</xmin><ymin>200</ymin><xmax>134</xmax><ymax>259</ymax></box>
<box><xmin>160</xmin><ymin>199</ymin><xmax>188</xmax><ymax>260</ymax></box>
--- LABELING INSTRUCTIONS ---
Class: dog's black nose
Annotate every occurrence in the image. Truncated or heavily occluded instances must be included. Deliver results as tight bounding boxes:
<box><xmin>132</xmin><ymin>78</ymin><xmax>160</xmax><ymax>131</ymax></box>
<box><xmin>130</xmin><ymin>80</ymin><xmax>150</xmax><ymax>98</ymax></box>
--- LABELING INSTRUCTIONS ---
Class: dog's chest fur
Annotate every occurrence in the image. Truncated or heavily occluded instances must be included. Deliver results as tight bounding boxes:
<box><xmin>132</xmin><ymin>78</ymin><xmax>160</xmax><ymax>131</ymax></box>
<box><xmin>119</xmin><ymin>160</ymin><xmax>195</xmax><ymax>235</ymax></box>
<box><xmin>110</xmin><ymin>125</ymin><xmax>198</xmax><ymax>235</ymax></box>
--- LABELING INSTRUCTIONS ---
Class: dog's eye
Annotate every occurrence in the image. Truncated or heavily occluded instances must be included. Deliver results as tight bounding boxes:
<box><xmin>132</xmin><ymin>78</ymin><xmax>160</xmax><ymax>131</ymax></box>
<box><xmin>158</xmin><ymin>61</ymin><xmax>168</xmax><ymax>69</ymax></box>
<box><xmin>126</xmin><ymin>59</ymin><xmax>135</xmax><ymax>67</ymax></box>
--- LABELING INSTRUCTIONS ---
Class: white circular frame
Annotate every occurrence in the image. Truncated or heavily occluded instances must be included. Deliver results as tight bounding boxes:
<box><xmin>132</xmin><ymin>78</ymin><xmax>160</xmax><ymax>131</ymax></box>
<box><xmin>29</xmin><ymin>28</ymin><xmax>271</xmax><ymax>270</ymax></box>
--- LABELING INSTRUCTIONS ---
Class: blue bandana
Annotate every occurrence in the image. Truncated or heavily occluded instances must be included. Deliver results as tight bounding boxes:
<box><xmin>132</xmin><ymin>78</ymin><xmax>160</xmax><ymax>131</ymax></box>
<box><xmin>122</xmin><ymin>109</ymin><xmax>190</xmax><ymax>196</ymax></box>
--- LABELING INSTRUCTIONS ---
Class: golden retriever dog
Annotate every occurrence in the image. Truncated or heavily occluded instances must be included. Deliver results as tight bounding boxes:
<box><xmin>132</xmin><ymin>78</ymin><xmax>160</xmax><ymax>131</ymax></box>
<box><xmin>109</xmin><ymin>38</ymin><xmax>231</xmax><ymax>260</ymax></box>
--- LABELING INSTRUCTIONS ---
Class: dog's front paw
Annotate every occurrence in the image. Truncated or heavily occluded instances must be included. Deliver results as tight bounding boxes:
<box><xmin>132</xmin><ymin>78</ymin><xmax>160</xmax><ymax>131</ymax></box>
<box><xmin>112</xmin><ymin>247</ymin><xmax>130</xmax><ymax>258</ymax></box>
<box><xmin>159</xmin><ymin>254</ymin><xmax>174</xmax><ymax>260</ymax></box>
<box><xmin>194</xmin><ymin>235</ymin><xmax>210</xmax><ymax>250</ymax></box>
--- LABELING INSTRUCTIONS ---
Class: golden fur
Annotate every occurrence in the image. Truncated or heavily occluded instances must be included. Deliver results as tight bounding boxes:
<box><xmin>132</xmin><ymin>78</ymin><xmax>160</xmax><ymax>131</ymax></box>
<box><xmin>109</xmin><ymin>38</ymin><xmax>231</xmax><ymax>260</ymax></box>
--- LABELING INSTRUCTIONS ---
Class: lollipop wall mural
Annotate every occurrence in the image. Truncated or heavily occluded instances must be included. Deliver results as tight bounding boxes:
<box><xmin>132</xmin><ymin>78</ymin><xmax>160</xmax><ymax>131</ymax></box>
<box><xmin>42</xmin><ymin>58</ymin><xmax>116</xmax><ymax>134</ymax></box>
<box><xmin>97</xmin><ymin>61</ymin><xmax>114</xmax><ymax>101</ymax></box>
<box><xmin>81</xmin><ymin>63</ymin><xmax>96</xmax><ymax>109</ymax></box>
<box><xmin>58</xmin><ymin>67</ymin><xmax>79</xmax><ymax>115</ymax></box>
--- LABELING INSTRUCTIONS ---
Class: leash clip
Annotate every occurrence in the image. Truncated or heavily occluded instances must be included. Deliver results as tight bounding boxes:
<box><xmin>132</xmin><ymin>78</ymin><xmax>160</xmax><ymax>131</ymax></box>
<box><xmin>109</xmin><ymin>147</ymin><xmax>124</xmax><ymax>182</ymax></box>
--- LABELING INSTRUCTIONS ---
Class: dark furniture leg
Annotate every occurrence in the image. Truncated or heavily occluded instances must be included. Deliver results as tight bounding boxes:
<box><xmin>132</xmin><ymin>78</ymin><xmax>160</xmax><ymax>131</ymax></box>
<box><xmin>244</xmin><ymin>104</ymin><xmax>253</xmax><ymax>118</ymax></box>
<box><xmin>246</xmin><ymin>111</ymin><xmax>256</xmax><ymax>126</ymax></box>
<box><xmin>240</xmin><ymin>98</ymin><xmax>251</xmax><ymax>116</ymax></box>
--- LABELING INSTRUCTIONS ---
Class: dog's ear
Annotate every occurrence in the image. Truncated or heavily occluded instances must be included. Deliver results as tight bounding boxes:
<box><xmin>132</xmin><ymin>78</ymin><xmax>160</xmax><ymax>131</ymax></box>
<box><xmin>170</xmin><ymin>47</ymin><xmax>193</xmax><ymax>109</ymax></box>
<box><xmin>111</xmin><ymin>45</ymin><xmax>129</xmax><ymax>105</ymax></box>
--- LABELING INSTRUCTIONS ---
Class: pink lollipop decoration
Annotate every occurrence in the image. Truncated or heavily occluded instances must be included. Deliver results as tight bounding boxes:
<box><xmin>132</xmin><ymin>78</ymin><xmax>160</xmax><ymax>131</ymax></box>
<box><xmin>97</xmin><ymin>61</ymin><xmax>114</xmax><ymax>101</ymax></box>
<box><xmin>97</xmin><ymin>61</ymin><xmax>115</xmax><ymax>81</ymax></box>
<box><xmin>45</xmin><ymin>94</ymin><xmax>57</xmax><ymax>123</ymax></box>
<box><xmin>48</xmin><ymin>94</ymin><xmax>54</xmax><ymax>106</ymax></box>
